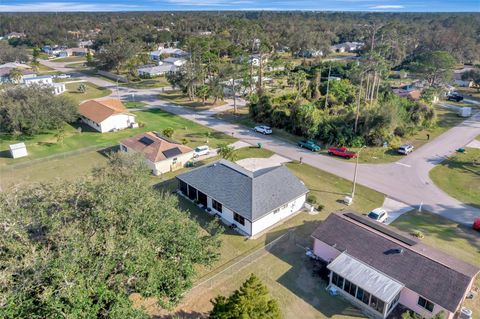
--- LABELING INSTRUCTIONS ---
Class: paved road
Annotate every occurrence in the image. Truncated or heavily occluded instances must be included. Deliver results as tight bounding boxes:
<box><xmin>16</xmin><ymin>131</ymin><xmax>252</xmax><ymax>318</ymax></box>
<box><xmin>41</xmin><ymin>60</ymin><xmax>480</xmax><ymax>224</ymax></box>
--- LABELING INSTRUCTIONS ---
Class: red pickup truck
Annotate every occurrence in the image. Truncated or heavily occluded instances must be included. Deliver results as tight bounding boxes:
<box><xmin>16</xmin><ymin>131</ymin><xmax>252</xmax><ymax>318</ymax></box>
<box><xmin>327</xmin><ymin>147</ymin><xmax>357</xmax><ymax>159</ymax></box>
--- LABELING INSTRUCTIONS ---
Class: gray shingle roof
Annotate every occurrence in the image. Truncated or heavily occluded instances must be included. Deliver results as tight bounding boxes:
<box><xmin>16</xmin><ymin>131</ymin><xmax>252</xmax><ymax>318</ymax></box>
<box><xmin>311</xmin><ymin>212</ymin><xmax>479</xmax><ymax>312</ymax></box>
<box><xmin>176</xmin><ymin>160</ymin><xmax>308</xmax><ymax>221</ymax></box>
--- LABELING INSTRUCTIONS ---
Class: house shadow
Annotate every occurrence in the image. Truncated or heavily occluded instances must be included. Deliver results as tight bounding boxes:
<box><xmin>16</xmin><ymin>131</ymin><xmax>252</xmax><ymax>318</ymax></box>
<box><xmin>0</xmin><ymin>149</ymin><xmax>11</xmax><ymax>159</ymax></box>
<box><xmin>262</xmin><ymin>219</ymin><xmax>367</xmax><ymax>318</ymax></box>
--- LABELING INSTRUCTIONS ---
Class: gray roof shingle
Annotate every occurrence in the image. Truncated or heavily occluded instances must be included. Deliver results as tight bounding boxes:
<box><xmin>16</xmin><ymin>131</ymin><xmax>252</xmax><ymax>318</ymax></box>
<box><xmin>311</xmin><ymin>212</ymin><xmax>479</xmax><ymax>312</ymax></box>
<box><xmin>176</xmin><ymin>160</ymin><xmax>308</xmax><ymax>221</ymax></box>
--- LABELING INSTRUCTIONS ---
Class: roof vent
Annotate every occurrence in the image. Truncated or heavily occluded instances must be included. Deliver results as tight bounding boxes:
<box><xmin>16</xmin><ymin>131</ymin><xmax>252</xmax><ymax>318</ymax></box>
<box><xmin>384</xmin><ymin>248</ymin><xmax>404</xmax><ymax>255</ymax></box>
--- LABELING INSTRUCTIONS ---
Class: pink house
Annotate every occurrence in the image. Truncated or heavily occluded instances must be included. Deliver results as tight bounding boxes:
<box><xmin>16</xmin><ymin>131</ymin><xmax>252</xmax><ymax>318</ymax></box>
<box><xmin>311</xmin><ymin>212</ymin><xmax>478</xmax><ymax>319</ymax></box>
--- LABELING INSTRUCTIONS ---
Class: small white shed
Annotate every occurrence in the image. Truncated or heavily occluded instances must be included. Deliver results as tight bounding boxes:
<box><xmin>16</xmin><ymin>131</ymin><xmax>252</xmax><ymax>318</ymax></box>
<box><xmin>9</xmin><ymin>142</ymin><xmax>28</xmax><ymax>159</ymax></box>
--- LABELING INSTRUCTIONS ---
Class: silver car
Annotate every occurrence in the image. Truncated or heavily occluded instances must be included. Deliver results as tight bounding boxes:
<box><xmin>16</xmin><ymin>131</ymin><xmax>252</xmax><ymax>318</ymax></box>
<box><xmin>254</xmin><ymin>125</ymin><xmax>272</xmax><ymax>135</ymax></box>
<box><xmin>398</xmin><ymin>144</ymin><xmax>414</xmax><ymax>155</ymax></box>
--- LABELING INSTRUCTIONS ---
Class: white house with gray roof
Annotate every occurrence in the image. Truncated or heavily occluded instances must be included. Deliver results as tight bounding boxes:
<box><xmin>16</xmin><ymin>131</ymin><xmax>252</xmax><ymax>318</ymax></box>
<box><xmin>176</xmin><ymin>159</ymin><xmax>308</xmax><ymax>237</ymax></box>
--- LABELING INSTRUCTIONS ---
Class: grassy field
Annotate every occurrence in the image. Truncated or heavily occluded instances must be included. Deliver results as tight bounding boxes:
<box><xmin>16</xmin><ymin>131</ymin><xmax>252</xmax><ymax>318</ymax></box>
<box><xmin>53</xmin><ymin>77</ymin><xmax>82</xmax><ymax>83</ymax></box>
<box><xmin>124</xmin><ymin>101</ymin><xmax>147</xmax><ymax>108</ymax></box>
<box><xmin>142</xmin><ymin>160</ymin><xmax>384</xmax><ymax>318</ymax></box>
<box><xmin>159</xmin><ymin>90</ymin><xmax>226</xmax><ymax>110</ymax></box>
<box><xmin>430</xmin><ymin>147</ymin><xmax>480</xmax><ymax>208</ymax></box>
<box><xmin>0</xmin><ymin>109</ymin><xmax>236</xmax><ymax>166</ymax></box>
<box><xmin>392</xmin><ymin>210</ymin><xmax>480</xmax><ymax>316</ymax></box>
<box><xmin>52</xmin><ymin>56</ymin><xmax>87</xmax><ymax>63</ymax></box>
<box><xmin>120</xmin><ymin>77</ymin><xmax>170</xmax><ymax>89</ymax></box>
<box><xmin>64</xmin><ymin>82</ymin><xmax>112</xmax><ymax>104</ymax></box>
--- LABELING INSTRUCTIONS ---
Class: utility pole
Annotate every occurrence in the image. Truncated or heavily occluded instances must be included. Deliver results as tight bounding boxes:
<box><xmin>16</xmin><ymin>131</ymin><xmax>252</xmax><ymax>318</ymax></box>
<box><xmin>351</xmin><ymin>146</ymin><xmax>366</xmax><ymax>201</ymax></box>
<box><xmin>324</xmin><ymin>65</ymin><xmax>332</xmax><ymax>109</ymax></box>
<box><xmin>354</xmin><ymin>76</ymin><xmax>364</xmax><ymax>133</ymax></box>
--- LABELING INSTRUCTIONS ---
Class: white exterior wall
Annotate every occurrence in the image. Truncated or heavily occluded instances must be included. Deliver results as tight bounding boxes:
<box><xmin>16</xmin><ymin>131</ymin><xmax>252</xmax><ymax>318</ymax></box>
<box><xmin>153</xmin><ymin>151</ymin><xmax>194</xmax><ymax>175</ymax></box>
<box><xmin>98</xmin><ymin>114</ymin><xmax>136</xmax><ymax>133</ymax></box>
<box><xmin>250</xmin><ymin>194</ymin><xmax>306</xmax><ymax>236</ymax></box>
<box><xmin>313</xmin><ymin>239</ymin><xmax>341</xmax><ymax>262</ymax></box>
<box><xmin>10</xmin><ymin>147</ymin><xmax>28</xmax><ymax>159</ymax></box>
<box><xmin>399</xmin><ymin>287</ymin><xmax>452</xmax><ymax>319</ymax></box>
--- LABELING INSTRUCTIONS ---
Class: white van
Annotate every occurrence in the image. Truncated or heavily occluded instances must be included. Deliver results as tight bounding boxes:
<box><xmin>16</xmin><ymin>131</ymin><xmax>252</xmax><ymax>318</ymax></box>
<box><xmin>194</xmin><ymin>145</ymin><xmax>210</xmax><ymax>157</ymax></box>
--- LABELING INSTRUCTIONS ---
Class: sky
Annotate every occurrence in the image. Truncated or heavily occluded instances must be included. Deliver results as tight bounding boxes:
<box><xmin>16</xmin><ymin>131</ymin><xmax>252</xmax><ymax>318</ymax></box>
<box><xmin>0</xmin><ymin>0</ymin><xmax>478</xmax><ymax>12</ymax></box>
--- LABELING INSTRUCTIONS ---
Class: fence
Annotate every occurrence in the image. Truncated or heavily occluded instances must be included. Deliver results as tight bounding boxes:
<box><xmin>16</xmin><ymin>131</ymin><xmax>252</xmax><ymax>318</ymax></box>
<box><xmin>189</xmin><ymin>230</ymin><xmax>296</xmax><ymax>293</ymax></box>
<box><xmin>0</xmin><ymin>144</ymin><xmax>117</xmax><ymax>172</ymax></box>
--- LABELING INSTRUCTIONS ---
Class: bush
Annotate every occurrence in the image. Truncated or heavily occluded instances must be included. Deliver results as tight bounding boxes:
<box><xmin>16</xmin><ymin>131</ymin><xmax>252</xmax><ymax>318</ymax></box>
<box><xmin>181</xmin><ymin>138</ymin><xmax>189</xmax><ymax>145</ymax></box>
<box><xmin>317</xmin><ymin>204</ymin><xmax>325</xmax><ymax>211</ymax></box>
<box><xmin>410</xmin><ymin>230</ymin><xmax>424</xmax><ymax>239</ymax></box>
<box><xmin>307</xmin><ymin>194</ymin><xmax>318</xmax><ymax>204</ymax></box>
<box><xmin>162</xmin><ymin>127</ymin><xmax>174</xmax><ymax>138</ymax></box>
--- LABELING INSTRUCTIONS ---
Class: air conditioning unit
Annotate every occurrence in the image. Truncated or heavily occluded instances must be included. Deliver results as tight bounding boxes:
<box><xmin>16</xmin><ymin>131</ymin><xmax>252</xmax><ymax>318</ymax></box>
<box><xmin>459</xmin><ymin>307</ymin><xmax>472</xmax><ymax>319</ymax></box>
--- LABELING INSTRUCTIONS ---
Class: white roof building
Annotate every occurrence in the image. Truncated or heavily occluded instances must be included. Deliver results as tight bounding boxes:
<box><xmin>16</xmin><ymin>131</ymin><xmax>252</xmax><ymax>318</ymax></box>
<box><xmin>9</xmin><ymin>142</ymin><xmax>28</xmax><ymax>159</ymax></box>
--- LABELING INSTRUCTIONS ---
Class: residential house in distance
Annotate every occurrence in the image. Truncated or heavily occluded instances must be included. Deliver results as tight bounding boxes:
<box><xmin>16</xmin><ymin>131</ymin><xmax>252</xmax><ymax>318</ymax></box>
<box><xmin>138</xmin><ymin>58</ymin><xmax>186</xmax><ymax>78</ymax></box>
<box><xmin>0</xmin><ymin>66</ymin><xmax>36</xmax><ymax>83</ymax></box>
<box><xmin>332</xmin><ymin>41</ymin><xmax>364</xmax><ymax>53</ymax></box>
<box><xmin>6</xmin><ymin>32</ymin><xmax>26</xmax><ymax>39</ymax></box>
<box><xmin>120</xmin><ymin>132</ymin><xmax>194</xmax><ymax>175</ymax></box>
<box><xmin>454</xmin><ymin>67</ymin><xmax>477</xmax><ymax>88</ymax></box>
<box><xmin>23</xmin><ymin>75</ymin><xmax>66</xmax><ymax>95</ymax></box>
<box><xmin>296</xmin><ymin>49</ymin><xmax>323</xmax><ymax>58</ymax></box>
<box><xmin>176</xmin><ymin>159</ymin><xmax>308</xmax><ymax>237</ymax></box>
<box><xmin>150</xmin><ymin>47</ymin><xmax>189</xmax><ymax>61</ymax></box>
<box><xmin>77</xmin><ymin>40</ymin><xmax>93</xmax><ymax>48</ymax></box>
<box><xmin>78</xmin><ymin>99</ymin><xmax>136</xmax><ymax>133</ymax></box>
<box><xmin>312</xmin><ymin>211</ymin><xmax>479</xmax><ymax>319</ymax></box>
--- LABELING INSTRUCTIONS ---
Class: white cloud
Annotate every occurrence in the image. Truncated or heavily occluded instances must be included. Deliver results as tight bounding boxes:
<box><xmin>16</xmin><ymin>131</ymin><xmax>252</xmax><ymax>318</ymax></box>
<box><xmin>370</xmin><ymin>4</ymin><xmax>404</xmax><ymax>9</ymax></box>
<box><xmin>0</xmin><ymin>2</ymin><xmax>145</xmax><ymax>12</ymax></box>
<box><xmin>165</xmin><ymin>0</ymin><xmax>252</xmax><ymax>5</ymax></box>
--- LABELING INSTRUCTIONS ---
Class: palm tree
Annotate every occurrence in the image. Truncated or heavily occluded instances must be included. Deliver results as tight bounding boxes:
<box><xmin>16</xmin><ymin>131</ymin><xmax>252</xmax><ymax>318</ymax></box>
<box><xmin>8</xmin><ymin>68</ymin><xmax>23</xmax><ymax>83</ymax></box>
<box><xmin>217</xmin><ymin>144</ymin><xmax>237</xmax><ymax>161</ymax></box>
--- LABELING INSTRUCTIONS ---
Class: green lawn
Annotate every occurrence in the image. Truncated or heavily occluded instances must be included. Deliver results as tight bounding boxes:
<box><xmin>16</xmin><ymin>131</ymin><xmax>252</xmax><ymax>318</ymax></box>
<box><xmin>0</xmin><ymin>150</ymin><xmax>109</xmax><ymax>189</ymax></box>
<box><xmin>54</xmin><ymin>78</ymin><xmax>81</xmax><ymax>83</ymax></box>
<box><xmin>124</xmin><ymin>101</ymin><xmax>147</xmax><ymax>108</ymax></box>
<box><xmin>120</xmin><ymin>77</ymin><xmax>170</xmax><ymax>89</ymax></box>
<box><xmin>64</xmin><ymin>82</ymin><xmax>112</xmax><ymax>105</ymax></box>
<box><xmin>159</xmin><ymin>90</ymin><xmax>226</xmax><ymax>110</ymax></box>
<box><xmin>429</xmin><ymin>147</ymin><xmax>480</xmax><ymax>208</ymax></box>
<box><xmin>34</xmin><ymin>62</ymin><xmax>57</xmax><ymax>74</ymax></box>
<box><xmin>52</xmin><ymin>56</ymin><xmax>86</xmax><ymax>63</ymax></box>
<box><xmin>392</xmin><ymin>210</ymin><xmax>480</xmax><ymax>316</ymax></box>
<box><xmin>145</xmin><ymin>160</ymin><xmax>384</xmax><ymax>318</ymax></box>
<box><xmin>233</xmin><ymin>146</ymin><xmax>274</xmax><ymax>160</ymax></box>
<box><xmin>0</xmin><ymin>109</ymin><xmax>236</xmax><ymax>166</ymax></box>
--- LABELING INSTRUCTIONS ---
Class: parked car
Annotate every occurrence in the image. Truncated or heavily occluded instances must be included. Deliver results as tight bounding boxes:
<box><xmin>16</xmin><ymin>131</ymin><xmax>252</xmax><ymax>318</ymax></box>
<box><xmin>194</xmin><ymin>145</ymin><xmax>210</xmax><ymax>157</ymax></box>
<box><xmin>254</xmin><ymin>125</ymin><xmax>272</xmax><ymax>135</ymax></box>
<box><xmin>473</xmin><ymin>218</ymin><xmax>480</xmax><ymax>231</ymax></box>
<box><xmin>327</xmin><ymin>147</ymin><xmax>357</xmax><ymax>159</ymax></box>
<box><xmin>398</xmin><ymin>144</ymin><xmax>414</xmax><ymax>155</ymax></box>
<box><xmin>56</xmin><ymin>74</ymin><xmax>71</xmax><ymax>79</ymax></box>
<box><xmin>447</xmin><ymin>92</ymin><xmax>464</xmax><ymax>102</ymax></box>
<box><xmin>367</xmin><ymin>208</ymin><xmax>389</xmax><ymax>223</ymax></box>
<box><xmin>298</xmin><ymin>139</ymin><xmax>321</xmax><ymax>152</ymax></box>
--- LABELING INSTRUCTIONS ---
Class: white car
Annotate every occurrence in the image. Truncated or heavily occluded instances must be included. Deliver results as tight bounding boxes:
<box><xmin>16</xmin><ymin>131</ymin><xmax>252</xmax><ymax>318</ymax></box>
<box><xmin>254</xmin><ymin>125</ymin><xmax>272</xmax><ymax>135</ymax></box>
<box><xmin>367</xmin><ymin>208</ymin><xmax>389</xmax><ymax>223</ymax></box>
<box><xmin>398</xmin><ymin>144</ymin><xmax>414</xmax><ymax>155</ymax></box>
<box><xmin>194</xmin><ymin>145</ymin><xmax>210</xmax><ymax>157</ymax></box>
<box><xmin>56</xmin><ymin>74</ymin><xmax>71</xmax><ymax>79</ymax></box>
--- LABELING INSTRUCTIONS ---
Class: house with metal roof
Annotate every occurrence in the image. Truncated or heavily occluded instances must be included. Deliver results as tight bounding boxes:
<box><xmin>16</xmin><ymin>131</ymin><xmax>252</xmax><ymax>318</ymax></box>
<box><xmin>120</xmin><ymin>132</ymin><xmax>194</xmax><ymax>175</ymax></box>
<box><xmin>176</xmin><ymin>159</ymin><xmax>308</xmax><ymax>237</ymax></box>
<box><xmin>312</xmin><ymin>212</ymin><xmax>479</xmax><ymax>319</ymax></box>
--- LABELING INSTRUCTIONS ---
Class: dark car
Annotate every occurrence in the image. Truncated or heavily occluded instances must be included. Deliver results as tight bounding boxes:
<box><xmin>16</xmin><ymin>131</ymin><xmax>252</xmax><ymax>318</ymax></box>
<box><xmin>447</xmin><ymin>92</ymin><xmax>464</xmax><ymax>102</ymax></box>
<box><xmin>327</xmin><ymin>147</ymin><xmax>357</xmax><ymax>159</ymax></box>
<box><xmin>298</xmin><ymin>139</ymin><xmax>321</xmax><ymax>152</ymax></box>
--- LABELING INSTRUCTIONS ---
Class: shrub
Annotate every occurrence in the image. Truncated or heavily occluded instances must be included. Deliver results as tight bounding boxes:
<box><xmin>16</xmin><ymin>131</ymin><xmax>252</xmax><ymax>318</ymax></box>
<box><xmin>307</xmin><ymin>194</ymin><xmax>317</xmax><ymax>204</ymax></box>
<box><xmin>410</xmin><ymin>229</ymin><xmax>424</xmax><ymax>239</ymax></box>
<box><xmin>162</xmin><ymin>127</ymin><xmax>174</xmax><ymax>138</ymax></box>
<box><xmin>317</xmin><ymin>204</ymin><xmax>325</xmax><ymax>211</ymax></box>
<box><xmin>181</xmin><ymin>138</ymin><xmax>189</xmax><ymax>145</ymax></box>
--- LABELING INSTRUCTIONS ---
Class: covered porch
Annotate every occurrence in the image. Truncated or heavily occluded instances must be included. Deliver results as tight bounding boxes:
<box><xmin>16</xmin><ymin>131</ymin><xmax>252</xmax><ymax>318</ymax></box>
<box><xmin>327</xmin><ymin>252</ymin><xmax>404</xmax><ymax>318</ymax></box>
